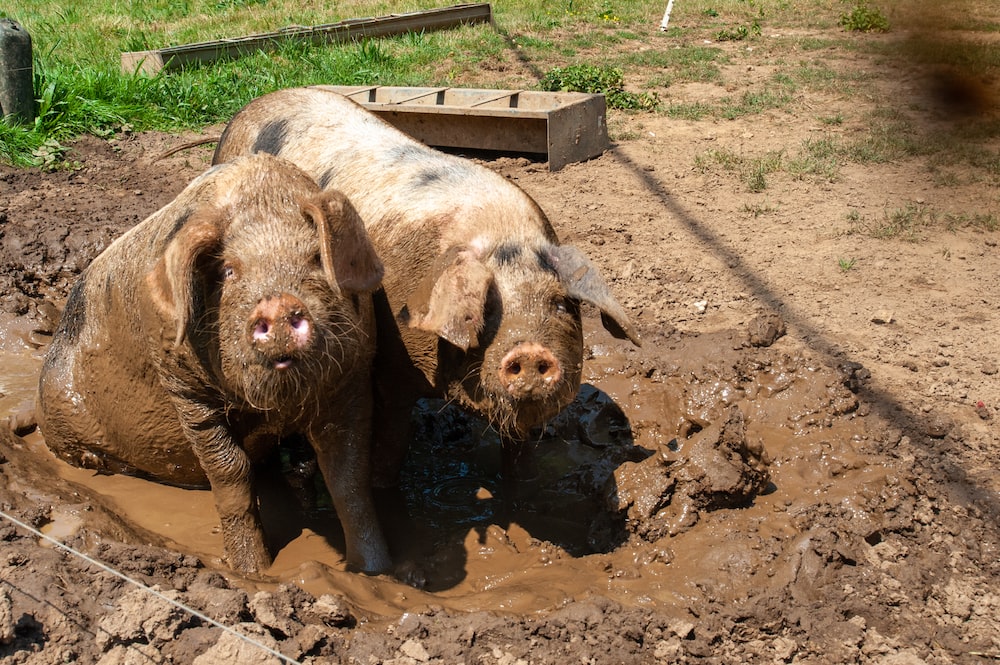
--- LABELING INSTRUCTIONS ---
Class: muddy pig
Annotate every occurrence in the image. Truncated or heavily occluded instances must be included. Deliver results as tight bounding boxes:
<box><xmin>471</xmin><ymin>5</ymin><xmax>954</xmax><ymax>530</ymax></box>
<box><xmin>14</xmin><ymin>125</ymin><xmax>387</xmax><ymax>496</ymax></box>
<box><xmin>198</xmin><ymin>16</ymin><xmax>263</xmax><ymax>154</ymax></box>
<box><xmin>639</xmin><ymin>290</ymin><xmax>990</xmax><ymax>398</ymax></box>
<box><xmin>37</xmin><ymin>153</ymin><xmax>391</xmax><ymax>576</ymax></box>
<box><xmin>212</xmin><ymin>86</ymin><xmax>641</xmax><ymax>484</ymax></box>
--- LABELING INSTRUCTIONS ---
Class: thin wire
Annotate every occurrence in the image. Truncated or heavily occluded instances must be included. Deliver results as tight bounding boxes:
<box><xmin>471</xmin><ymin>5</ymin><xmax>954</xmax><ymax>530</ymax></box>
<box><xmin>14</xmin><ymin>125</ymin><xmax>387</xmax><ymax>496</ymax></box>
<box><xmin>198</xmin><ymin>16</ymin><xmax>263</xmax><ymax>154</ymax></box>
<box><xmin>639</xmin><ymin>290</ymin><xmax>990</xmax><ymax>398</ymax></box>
<box><xmin>0</xmin><ymin>508</ymin><xmax>301</xmax><ymax>665</ymax></box>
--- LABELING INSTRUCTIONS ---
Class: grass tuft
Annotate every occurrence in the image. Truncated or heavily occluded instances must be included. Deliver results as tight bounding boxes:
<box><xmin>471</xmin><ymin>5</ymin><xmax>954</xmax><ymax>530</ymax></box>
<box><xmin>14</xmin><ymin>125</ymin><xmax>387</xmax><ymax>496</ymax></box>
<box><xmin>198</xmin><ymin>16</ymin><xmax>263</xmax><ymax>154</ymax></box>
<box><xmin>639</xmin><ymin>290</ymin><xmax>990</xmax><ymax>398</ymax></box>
<box><xmin>839</xmin><ymin>1</ymin><xmax>889</xmax><ymax>33</ymax></box>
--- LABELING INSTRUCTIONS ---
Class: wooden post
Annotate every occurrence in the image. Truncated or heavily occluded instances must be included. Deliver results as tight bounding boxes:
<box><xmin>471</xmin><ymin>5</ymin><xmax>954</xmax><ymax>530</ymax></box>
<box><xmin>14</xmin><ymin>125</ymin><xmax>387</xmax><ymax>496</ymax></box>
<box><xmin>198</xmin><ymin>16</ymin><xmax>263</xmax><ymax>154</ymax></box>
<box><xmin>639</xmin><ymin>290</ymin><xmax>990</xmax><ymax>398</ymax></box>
<box><xmin>0</xmin><ymin>18</ymin><xmax>34</xmax><ymax>124</ymax></box>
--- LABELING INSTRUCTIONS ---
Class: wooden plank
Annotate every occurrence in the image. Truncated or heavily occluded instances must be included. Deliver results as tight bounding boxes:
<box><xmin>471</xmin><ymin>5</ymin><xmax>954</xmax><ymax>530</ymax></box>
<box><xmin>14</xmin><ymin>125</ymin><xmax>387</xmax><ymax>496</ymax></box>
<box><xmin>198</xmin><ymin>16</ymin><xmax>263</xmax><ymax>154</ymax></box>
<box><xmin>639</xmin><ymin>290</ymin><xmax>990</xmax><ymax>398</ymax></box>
<box><xmin>389</xmin><ymin>88</ymin><xmax>450</xmax><ymax>105</ymax></box>
<box><xmin>122</xmin><ymin>3</ymin><xmax>492</xmax><ymax>75</ymax></box>
<box><xmin>468</xmin><ymin>90</ymin><xmax>523</xmax><ymax>108</ymax></box>
<box><xmin>375</xmin><ymin>109</ymin><xmax>550</xmax><ymax>155</ymax></box>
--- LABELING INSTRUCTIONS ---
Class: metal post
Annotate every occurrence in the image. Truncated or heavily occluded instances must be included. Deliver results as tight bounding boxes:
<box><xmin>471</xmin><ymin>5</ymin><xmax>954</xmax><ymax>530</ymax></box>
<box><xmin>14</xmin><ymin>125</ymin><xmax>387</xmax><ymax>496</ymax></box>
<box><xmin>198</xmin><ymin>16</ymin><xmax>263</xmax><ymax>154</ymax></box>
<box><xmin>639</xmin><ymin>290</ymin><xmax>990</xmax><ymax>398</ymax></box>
<box><xmin>0</xmin><ymin>18</ymin><xmax>34</xmax><ymax>124</ymax></box>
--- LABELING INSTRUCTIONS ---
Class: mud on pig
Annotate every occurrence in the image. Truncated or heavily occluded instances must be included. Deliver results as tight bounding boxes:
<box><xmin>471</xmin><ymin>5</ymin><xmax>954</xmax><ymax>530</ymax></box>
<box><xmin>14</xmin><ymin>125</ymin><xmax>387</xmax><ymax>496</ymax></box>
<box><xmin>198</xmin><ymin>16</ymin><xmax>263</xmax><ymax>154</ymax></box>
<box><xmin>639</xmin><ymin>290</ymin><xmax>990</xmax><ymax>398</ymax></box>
<box><xmin>37</xmin><ymin>153</ymin><xmax>391</xmax><ymax>576</ymax></box>
<box><xmin>213</xmin><ymin>86</ymin><xmax>642</xmax><ymax>485</ymax></box>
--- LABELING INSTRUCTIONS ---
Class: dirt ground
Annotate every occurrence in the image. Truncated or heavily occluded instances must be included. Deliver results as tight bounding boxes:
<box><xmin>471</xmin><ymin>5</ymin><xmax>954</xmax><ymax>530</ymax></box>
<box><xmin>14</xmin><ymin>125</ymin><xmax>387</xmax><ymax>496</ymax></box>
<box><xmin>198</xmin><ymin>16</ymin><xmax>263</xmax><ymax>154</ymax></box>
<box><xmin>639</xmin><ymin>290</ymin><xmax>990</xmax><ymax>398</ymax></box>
<box><xmin>1</xmin><ymin>20</ymin><xmax>999</xmax><ymax>665</ymax></box>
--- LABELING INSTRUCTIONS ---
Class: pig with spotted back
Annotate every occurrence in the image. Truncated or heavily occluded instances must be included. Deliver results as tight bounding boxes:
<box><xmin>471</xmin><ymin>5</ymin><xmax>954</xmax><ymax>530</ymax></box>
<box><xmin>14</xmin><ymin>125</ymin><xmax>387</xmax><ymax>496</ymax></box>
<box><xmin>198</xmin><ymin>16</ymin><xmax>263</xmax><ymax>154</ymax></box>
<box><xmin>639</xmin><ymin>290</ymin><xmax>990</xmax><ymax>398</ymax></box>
<box><xmin>37</xmin><ymin>153</ymin><xmax>391</xmax><ymax>576</ymax></box>
<box><xmin>213</xmin><ymin>87</ymin><xmax>641</xmax><ymax>484</ymax></box>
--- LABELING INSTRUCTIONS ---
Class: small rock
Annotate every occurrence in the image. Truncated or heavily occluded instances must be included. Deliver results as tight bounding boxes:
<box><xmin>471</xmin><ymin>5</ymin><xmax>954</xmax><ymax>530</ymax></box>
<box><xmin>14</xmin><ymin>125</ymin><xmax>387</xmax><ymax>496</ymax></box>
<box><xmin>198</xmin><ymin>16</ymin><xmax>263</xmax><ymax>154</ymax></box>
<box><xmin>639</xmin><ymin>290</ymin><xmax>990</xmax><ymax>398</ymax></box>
<box><xmin>309</xmin><ymin>594</ymin><xmax>353</xmax><ymax>627</ymax></box>
<box><xmin>773</xmin><ymin>636</ymin><xmax>797</xmax><ymax>661</ymax></box>
<box><xmin>871</xmin><ymin>310</ymin><xmax>894</xmax><ymax>324</ymax></box>
<box><xmin>668</xmin><ymin>618</ymin><xmax>695</xmax><ymax>639</ymax></box>
<box><xmin>922</xmin><ymin>416</ymin><xmax>950</xmax><ymax>439</ymax></box>
<box><xmin>400</xmin><ymin>639</ymin><xmax>431</xmax><ymax>662</ymax></box>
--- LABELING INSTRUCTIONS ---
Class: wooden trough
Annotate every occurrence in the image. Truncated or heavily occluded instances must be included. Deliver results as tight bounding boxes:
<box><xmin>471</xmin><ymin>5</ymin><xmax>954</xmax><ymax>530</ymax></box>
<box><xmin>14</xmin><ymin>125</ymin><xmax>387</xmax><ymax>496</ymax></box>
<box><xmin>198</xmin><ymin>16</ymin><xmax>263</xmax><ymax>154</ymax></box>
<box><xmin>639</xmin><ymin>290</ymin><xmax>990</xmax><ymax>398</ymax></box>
<box><xmin>314</xmin><ymin>85</ymin><xmax>609</xmax><ymax>171</ymax></box>
<box><xmin>121</xmin><ymin>3</ymin><xmax>492</xmax><ymax>76</ymax></box>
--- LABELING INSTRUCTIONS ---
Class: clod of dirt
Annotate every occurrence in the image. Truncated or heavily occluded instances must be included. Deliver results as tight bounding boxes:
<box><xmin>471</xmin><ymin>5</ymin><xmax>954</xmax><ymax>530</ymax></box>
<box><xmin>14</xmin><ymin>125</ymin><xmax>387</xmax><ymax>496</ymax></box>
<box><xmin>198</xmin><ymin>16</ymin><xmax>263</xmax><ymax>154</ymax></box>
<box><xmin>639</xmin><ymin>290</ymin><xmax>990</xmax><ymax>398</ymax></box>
<box><xmin>606</xmin><ymin>405</ymin><xmax>770</xmax><ymax>540</ymax></box>
<box><xmin>249</xmin><ymin>588</ymin><xmax>305</xmax><ymax>638</ymax></box>
<box><xmin>185</xmin><ymin>572</ymin><xmax>249</xmax><ymax>625</ymax></box>
<box><xmin>746</xmin><ymin>312</ymin><xmax>786</xmax><ymax>348</ymax></box>
<box><xmin>191</xmin><ymin>623</ymin><xmax>283</xmax><ymax>665</ymax></box>
<box><xmin>96</xmin><ymin>587</ymin><xmax>191</xmax><ymax>652</ymax></box>
<box><xmin>0</xmin><ymin>587</ymin><xmax>15</xmax><ymax>645</ymax></box>
<box><xmin>922</xmin><ymin>415</ymin><xmax>951</xmax><ymax>439</ymax></box>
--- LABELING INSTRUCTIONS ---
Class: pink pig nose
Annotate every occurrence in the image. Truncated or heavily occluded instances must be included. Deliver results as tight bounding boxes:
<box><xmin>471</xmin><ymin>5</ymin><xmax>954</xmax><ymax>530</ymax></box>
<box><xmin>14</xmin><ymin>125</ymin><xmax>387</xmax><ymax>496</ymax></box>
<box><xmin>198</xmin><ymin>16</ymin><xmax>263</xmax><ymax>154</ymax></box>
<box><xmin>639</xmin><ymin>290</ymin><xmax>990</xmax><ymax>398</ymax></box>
<box><xmin>498</xmin><ymin>342</ymin><xmax>562</xmax><ymax>399</ymax></box>
<box><xmin>250</xmin><ymin>294</ymin><xmax>313</xmax><ymax>366</ymax></box>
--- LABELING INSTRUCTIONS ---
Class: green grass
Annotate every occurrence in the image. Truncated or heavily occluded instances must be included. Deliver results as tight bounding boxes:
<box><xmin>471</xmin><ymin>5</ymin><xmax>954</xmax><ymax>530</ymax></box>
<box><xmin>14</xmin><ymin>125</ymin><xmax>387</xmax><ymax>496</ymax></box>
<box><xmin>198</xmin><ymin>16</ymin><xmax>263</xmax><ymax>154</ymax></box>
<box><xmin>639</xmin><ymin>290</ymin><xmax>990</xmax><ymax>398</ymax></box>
<box><xmin>842</xmin><ymin>203</ymin><xmax>997</xmax><ymax>242</ymax></box>
<box><xmin>1</xmin><ymin>0</ymin><xmax>998</xmax><ymax>176</ymax></box>
<box><xmin>695</xmin><ymin>148</ymin><xmax>785</xmax><ymax>192</ymax></box>
<box><xmin>838</xmin><ymin>257</ymin><xmax>857</xmax><ymax>272</ymax></box>
<box><xmin>838</xmin><ymin>1</ymin><xmax>889</xmax><ymax>33</ymax></box>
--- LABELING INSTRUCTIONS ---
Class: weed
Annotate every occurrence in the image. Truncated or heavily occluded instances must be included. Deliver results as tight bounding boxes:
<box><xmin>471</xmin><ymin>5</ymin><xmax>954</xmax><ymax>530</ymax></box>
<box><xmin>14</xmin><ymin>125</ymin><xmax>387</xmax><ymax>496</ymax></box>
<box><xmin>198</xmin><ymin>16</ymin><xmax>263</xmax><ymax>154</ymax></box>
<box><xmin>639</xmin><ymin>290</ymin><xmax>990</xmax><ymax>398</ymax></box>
<box><xmin>839</xmin><ymin>1</ymin><xmax>889</xmax><ymax>33</ymax></box>
<box><xmin>717</xmin><ymin>17</ymin><xmax>762</xmax><ymax>42</ymax></box>
<box><xmin>787</xmin><ymin>136</ymin><xmax>841</xmax><ymax>181</ymax></box>
<box><xmin>838</xmin><ymin>257</ymin><xmax>857</xmax><ymax>272</ymax></box>
<box><xmin>540</xmin><ymin>64</ymin><xmax>658</xmax><ymax>111</ymax></box>
<box><xmin>31</xmin><ymin>137</ymin><xmax>72</xmax><ymax>170</ymax></box>
<box><xmin>597</xmin><ymin>1</ymin><xmax>620</xmax><ymax>23</ymax></box>
<box><xmin>945</xmin><ymin>213</ymin><xmax>999</xmax><ymax>232</ymax></box>
<box><xmin>819</xmin><ymin>114</ymin><xmax>844</xmax><ymax>125</ymax></box>
<box><xmin>696</xmin><ymin>148</ymin><xmax>784</xmax><ymax>192</ymax></box>
<box><xmin>745</xmin><ymin>164</ymin><xmax>768</xmax><ymax>192</ymax></box>
<box><xmin>870</xmin><ymin>203</ymin><xmax>935</xmax><ymax>241</ymax></box>
<box><xmin>741</xmin><ymin>201</ymin><xmax>778</xmax><ymax>217</ymax></box>
<box><xmin>664</xmin><ymin>102</ymin><xmax>712</xmax><ymax>121</ymax></box>
<box><xmin>214</xmin><ymin>0</ymin><xmax>265</xmax><ymax>8</ymax></box>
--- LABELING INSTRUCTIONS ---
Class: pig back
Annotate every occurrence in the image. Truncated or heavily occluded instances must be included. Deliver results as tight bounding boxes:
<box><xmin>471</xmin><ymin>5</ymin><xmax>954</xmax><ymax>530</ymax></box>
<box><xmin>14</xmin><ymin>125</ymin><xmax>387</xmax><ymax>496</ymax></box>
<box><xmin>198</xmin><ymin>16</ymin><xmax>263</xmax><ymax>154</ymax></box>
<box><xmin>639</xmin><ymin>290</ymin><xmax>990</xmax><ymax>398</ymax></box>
<box><xmin>213</xmin><ymin>87</ymin><xmax>557</xmax><ymax>251</ymax></box>
<box><xmin>37</xmin><ymin>170</ymin><xmax>231</xmax><ymax>486</ymax></box>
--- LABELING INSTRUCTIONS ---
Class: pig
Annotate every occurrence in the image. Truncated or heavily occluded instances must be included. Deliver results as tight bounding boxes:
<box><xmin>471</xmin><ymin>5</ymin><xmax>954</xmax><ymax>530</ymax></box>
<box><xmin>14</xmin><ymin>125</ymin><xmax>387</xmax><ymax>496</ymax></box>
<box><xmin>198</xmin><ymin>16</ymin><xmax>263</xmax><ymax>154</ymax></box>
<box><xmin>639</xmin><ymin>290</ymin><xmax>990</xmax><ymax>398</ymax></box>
<box><xmin>36</xmin><ymin>153</ymin><xmax>391</xmax><ymax>576</ymax></box>
<box><xmin>212</xmin><ymin>86</ymin><xmax>641</xmax><ymax>485</ymax></box>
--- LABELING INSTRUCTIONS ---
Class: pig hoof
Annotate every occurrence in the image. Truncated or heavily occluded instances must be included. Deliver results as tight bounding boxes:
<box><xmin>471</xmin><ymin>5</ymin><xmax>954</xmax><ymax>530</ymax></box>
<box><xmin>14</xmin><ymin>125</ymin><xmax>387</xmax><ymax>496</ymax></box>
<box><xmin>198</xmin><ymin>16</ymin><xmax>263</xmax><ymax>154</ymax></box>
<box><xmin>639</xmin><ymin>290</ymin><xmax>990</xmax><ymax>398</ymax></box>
<box><xmin>393</xmin><ymin>560</ymin><xmax>427</xmax><ymax>589</ymax></box>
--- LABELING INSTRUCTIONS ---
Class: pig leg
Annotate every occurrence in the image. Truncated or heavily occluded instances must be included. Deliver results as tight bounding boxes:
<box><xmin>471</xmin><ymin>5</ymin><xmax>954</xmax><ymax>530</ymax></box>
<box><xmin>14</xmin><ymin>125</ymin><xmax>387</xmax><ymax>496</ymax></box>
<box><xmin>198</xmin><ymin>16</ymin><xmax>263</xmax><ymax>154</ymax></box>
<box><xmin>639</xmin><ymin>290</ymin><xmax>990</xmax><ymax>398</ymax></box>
<box><xmin>501</xmin><ymin>438</ymin><xmax>540</xmax><ymax>482</ymax></box>
<box><xmin>369</xmin><ymin>289</ymin><xmax>434</xmax><ymax>488</ymax></box>
<box><xmin>177</xmin><ymin>405</ymin><xmax>272</xmax><ymax>575</ymax></box>
<box><xmin>309</xmin><ymin>387</ymin><xmax>391</xmax><ymax>574</ymax></box>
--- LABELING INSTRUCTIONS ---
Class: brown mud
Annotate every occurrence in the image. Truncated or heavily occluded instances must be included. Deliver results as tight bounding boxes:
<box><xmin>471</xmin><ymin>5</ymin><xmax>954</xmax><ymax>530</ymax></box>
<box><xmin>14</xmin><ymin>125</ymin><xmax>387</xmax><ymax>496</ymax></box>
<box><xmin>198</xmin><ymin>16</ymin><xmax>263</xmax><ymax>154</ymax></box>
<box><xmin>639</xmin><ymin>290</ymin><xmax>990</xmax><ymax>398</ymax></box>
<box><xmin>2</xmin><ymin>27</ymin><xmax>1000</xmax><ymax>665</ymax></box>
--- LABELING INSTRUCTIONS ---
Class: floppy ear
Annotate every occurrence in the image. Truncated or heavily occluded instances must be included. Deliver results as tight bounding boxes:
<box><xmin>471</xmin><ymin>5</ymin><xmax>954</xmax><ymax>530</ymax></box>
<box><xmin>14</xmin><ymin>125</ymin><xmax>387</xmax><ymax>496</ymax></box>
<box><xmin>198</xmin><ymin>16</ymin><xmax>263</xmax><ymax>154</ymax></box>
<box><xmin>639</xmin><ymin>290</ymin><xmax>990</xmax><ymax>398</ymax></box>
<box><xmin>146</xmin><ymin>208</ymin><xmax>223</xmax><ymax>347</ymax></box>
<box><xmin>303</xmin><ymin>190</ymin><xmax>384</xmax><ymax>294</ymax></box>
<box><xmin>400</xmin><ymin>246</ymin><xmax>493</xmax><ymax>351</ymax></box>
<box><xmin>545</xmin><ymin>244</ymin><xmax>642</xmax><ymax>347</ymax></box>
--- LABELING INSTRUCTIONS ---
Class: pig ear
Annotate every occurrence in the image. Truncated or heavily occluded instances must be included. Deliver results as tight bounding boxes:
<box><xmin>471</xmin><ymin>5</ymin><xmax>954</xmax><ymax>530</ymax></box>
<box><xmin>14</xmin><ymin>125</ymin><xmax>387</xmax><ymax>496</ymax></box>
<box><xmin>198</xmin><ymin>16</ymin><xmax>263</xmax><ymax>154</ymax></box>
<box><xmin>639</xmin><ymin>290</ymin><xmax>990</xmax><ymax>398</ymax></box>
<box><xmin>546</xmin><ymin>244</ymin><xmax>642</xmax><ymax>347</ymax></box>
<box><xmin>400</xmin><ymin>246</ymin><xmax>493</xmax><ymax>351</ymax></box>
<box><xmin>302</xmin><ymin>190</ymin><xmax>384</xmax><ymax>294</ymax></box>
<box><xmin>146</xmin><ymin>208</ymin><xmax>223</xmax><ymax>347</ymax></box>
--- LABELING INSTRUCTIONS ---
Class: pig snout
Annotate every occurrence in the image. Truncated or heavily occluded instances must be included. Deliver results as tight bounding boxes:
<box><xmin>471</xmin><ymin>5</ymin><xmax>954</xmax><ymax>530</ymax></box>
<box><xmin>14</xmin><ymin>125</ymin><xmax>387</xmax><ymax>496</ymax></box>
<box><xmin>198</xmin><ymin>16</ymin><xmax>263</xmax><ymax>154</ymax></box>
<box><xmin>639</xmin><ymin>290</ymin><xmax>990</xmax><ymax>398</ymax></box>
<box><xmin>249</xmin><ymin>293</ymin><xmax>314</xmax><ymax>367</ymax></box>
<box><xmin>498</xmin><ymin>342</ymin><xmax>563</xmax><ymax>399</ymax></box>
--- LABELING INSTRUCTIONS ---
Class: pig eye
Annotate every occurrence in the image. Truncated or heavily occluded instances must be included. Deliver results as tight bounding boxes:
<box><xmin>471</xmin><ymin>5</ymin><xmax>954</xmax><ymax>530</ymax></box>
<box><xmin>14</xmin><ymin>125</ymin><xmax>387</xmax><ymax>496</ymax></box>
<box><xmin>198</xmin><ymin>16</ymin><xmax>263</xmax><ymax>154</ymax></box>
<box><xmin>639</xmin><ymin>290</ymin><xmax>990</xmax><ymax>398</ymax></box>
<box><xmin>221</xmin><ymin>263</ymin><xmax>236</xmax><ymax>280</ymax></box>
<box><xmin>554</xmin><ymin>298</ymin><xmax>570</xmax><ymax>314</ymax></box>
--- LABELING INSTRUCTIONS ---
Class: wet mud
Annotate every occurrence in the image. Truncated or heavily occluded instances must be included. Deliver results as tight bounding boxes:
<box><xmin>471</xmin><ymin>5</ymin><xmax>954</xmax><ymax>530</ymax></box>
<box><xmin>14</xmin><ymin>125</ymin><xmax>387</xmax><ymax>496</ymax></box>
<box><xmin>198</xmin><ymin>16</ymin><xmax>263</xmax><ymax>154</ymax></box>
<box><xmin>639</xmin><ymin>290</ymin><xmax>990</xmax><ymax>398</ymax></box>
<box><xmin>1</xmin><ymin>120</ymin><xmax>998</xmax><ymax>663</ymax></box>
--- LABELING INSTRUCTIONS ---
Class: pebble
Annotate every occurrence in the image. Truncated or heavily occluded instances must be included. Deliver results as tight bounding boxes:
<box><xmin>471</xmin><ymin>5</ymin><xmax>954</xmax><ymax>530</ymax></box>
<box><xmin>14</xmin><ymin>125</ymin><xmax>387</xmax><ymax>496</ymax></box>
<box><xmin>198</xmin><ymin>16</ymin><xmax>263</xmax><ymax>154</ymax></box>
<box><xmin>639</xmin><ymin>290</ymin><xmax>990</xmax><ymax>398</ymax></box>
<box><xmin>922</xmin><ymin>416</ymin><xmax>950</xmax><ymax>439</ymax></box>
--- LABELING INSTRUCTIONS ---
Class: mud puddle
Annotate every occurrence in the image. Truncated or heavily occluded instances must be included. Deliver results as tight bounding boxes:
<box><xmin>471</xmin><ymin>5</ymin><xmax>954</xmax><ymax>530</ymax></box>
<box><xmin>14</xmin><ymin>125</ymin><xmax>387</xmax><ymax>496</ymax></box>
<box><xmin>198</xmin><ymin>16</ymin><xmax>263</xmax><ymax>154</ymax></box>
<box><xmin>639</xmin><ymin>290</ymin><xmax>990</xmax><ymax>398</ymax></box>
<box><xmin>4</xmin><ymin>312</ymin><xmax>898</xmax><ymax>628</ymax></box>
<box><xmin>0</xmin><ymin>313</ymin><xmax>890</xmax><ymax>625</ymax></box>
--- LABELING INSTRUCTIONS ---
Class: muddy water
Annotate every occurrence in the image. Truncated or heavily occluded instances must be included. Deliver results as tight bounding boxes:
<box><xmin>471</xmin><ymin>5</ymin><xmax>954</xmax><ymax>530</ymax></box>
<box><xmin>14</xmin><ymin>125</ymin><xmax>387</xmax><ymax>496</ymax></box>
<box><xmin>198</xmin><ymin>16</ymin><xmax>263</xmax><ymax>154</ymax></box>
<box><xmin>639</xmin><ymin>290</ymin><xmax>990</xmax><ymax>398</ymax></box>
<box><xmin>0</xmin><ymin>314</ymin><xmax>46</xmax><ymax>431</ymax></box>
<box><xmin>2</xmin><ymin>319</ymin><xmax>878</xmax><ymax>620</ymax></box>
